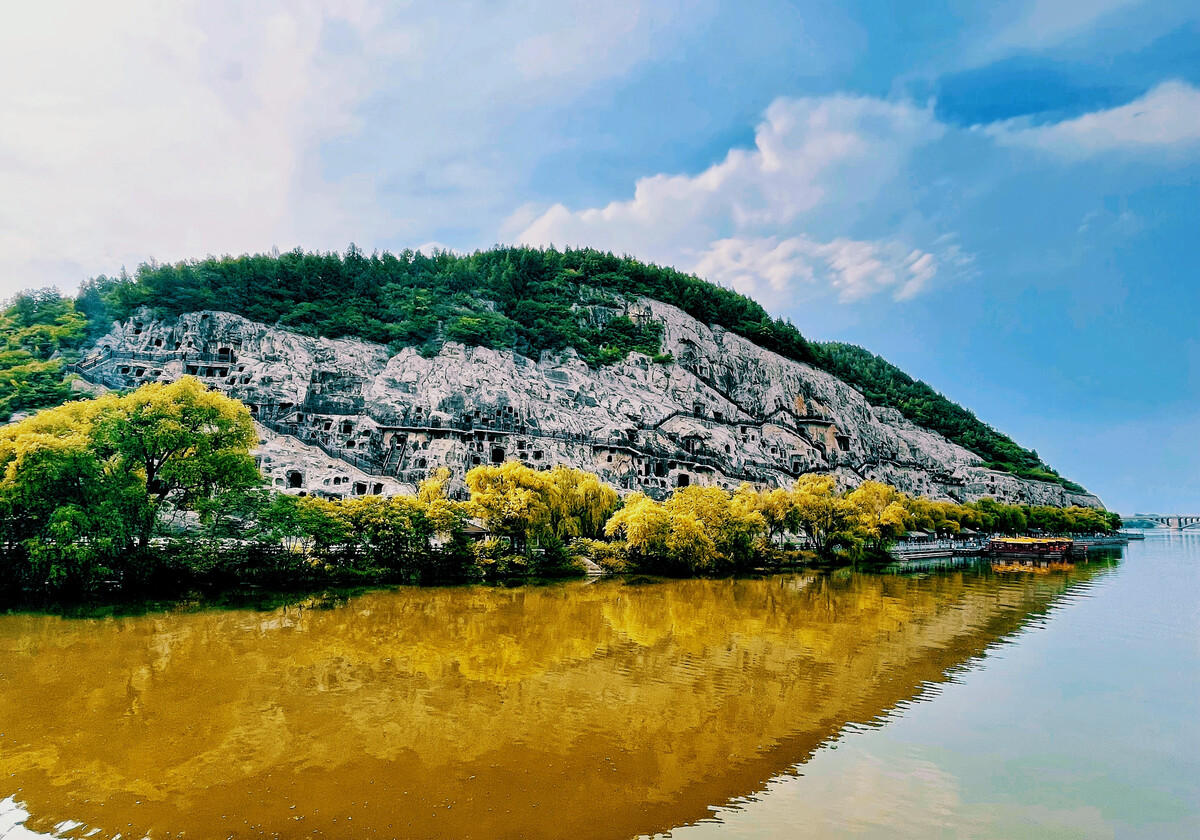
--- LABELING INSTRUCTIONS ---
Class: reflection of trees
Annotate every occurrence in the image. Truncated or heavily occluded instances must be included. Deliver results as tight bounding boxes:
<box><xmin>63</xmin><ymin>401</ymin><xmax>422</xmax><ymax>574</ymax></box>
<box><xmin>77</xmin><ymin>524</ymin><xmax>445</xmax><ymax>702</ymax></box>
<box><xmin>0</xmin><ymin>565</ymin><xmax>1108</xmax><ymax>840</ymax></box>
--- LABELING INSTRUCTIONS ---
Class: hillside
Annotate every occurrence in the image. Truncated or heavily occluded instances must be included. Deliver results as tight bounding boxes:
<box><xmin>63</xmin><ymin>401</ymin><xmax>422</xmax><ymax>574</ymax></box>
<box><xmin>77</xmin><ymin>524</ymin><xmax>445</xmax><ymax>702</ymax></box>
<box><xmin>67</xmin><ymin>245</ymin><xmax>1077</xmax><ymax>490</ymax></box>
<box><xmin>69</xmin><ymin>297</ymin><xmax>1100</xmax><ymax>509</ymax></box>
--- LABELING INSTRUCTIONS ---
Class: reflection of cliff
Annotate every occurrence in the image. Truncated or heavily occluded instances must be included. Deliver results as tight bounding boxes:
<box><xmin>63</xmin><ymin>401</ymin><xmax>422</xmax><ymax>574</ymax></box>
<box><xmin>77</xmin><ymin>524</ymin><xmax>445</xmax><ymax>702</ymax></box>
<box><xmin>0</xmin><ymin>566</ymin><xmax>1109</xmax><ymax>840</ymax></box>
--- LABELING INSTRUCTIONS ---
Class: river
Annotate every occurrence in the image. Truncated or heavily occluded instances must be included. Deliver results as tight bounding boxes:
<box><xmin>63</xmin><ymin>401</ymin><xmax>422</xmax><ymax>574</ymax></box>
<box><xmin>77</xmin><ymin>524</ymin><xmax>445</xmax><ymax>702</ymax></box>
<box><xmin>0</xmin><ymin>533</ymin><xmax>1196</xmax><ymax>839</ymax></box>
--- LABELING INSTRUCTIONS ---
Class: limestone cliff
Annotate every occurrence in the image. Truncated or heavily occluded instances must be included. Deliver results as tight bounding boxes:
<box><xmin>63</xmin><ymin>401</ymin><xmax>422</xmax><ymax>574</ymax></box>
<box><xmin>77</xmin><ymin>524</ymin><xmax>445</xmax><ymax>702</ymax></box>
<box><xmin>74</xmin><ymin>301</ymin><xmax>1102</xmax><ymax>508</ymax></box>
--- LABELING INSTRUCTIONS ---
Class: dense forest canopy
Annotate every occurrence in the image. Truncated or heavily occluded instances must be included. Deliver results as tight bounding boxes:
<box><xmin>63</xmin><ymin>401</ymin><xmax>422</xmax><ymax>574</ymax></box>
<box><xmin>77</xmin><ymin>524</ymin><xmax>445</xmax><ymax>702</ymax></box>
<box><xmin>7</xmin><ymin>245</ymin><xmax>1076</xmax><ymax>489</ymax></box>
<box><xmin>0</xmin><ymin>289</ymin><xmax>87</xmax><ymax>418</ymax></box>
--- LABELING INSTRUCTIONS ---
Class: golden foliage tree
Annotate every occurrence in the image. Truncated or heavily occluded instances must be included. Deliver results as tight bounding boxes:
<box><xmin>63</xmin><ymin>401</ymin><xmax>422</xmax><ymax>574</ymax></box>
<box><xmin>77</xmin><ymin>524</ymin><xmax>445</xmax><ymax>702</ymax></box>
<box><xmin>788</xmin><ymin>474</ymin><xmax>863</xmax><ymax>558</ymax></box>
<box><xmin>847</xmin><ymin>481</ymin><xmax>910</xmax><ymax>548</ymax></box>
<box><xmin>0</xmin><ymin>377</ymin><xmax>258</xmax><ymax>590</ymax></box>
<box><xmin>466</xmin><ymin>462</ymin><xmax>619</xmax><ymax>554</ymax></box>
<box><xmin>465</xmin><ymin>462</ymin><xmax>552</xmax><ymax>553</ymax></box>
<box><xmin>545</xmin><ymin>464</ymin><xmax>620</xmax><ymax>540</ymax></box>
<box><xmin>605</xmin><ymin>484</ymin><xmax>764</xmax><ymax>573</ymax></box>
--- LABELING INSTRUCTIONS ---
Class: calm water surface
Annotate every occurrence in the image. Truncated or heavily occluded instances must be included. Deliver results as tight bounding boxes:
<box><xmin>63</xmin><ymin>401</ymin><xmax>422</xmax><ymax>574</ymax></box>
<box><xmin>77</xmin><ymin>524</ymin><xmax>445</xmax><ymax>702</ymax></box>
<box><xmin>0</xmin><ymin>534</ymin><xmax>1196</xmax><ymax>839</ymax></box>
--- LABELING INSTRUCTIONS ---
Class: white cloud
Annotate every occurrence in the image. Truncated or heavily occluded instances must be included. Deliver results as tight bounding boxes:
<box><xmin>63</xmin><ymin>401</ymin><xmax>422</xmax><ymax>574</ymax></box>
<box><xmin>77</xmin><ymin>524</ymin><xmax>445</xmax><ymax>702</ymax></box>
<box><xmin>985</xmin><ymin>81</ymin><xmax>1200</xmax><ymax>158</ymax></box>
<box><xmin>0</xmin><ymin>0</ymin><xmax>383</xmax><ymax>295</ymax></box>
<box><xmin>0</xmin><ymin>0</ymin><xmax>712</xmax><ymax>296</ymax></box>
<box><xmin>693</xmin><ymin>236</ymin><xmax>939</xmax><ymax>306</ymax></box>
<box><xmin>263</xmin><ymin>0</ymin><xmax>714</xmax><ymax>246</ymax></box>
<box><xmin>516</xmin><ymin>93</ymin><xmax>954</xmax><ymax>304</ymax></box>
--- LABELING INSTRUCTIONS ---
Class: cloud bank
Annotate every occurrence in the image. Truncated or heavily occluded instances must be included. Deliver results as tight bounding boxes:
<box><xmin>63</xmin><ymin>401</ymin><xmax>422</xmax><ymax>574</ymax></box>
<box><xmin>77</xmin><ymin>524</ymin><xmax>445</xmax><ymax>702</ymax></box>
<box><xmin>3</xmin><ymin>0</ymin><xmax>1195</xmax><ymax>314</ymax></box>
<box><xmin>985</xmin><ymin>80</ymin><xmax>1200</xmax><ymax>158</ymax></box>
<box><xmin>0</xmin><ymin>0</ymin><xmax>711</xmax><ymax>295</ymax></box>
<box><xmin>0</xmin><ymin>1</ymin><xmax>382</xmax><ymax>293</ymax></box>
<box><xmin>516</xmin><ymin>93</ymin><xmax>951</xmax><ymax>305</ymax></box>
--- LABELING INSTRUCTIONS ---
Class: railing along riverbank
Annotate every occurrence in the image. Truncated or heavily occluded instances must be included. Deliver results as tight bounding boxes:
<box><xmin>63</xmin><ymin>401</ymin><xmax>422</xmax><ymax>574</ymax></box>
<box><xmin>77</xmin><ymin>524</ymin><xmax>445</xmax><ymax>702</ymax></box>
<box><xmin>888</xmin><ymin>533</ymin><xmax>1130</xmax><ymax>563</ymax></box>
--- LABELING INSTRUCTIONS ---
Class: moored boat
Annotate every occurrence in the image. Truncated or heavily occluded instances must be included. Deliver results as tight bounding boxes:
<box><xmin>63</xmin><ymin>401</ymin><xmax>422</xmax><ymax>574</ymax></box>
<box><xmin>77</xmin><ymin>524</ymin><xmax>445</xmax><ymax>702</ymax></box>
<box><xmin>986</xmin><ymin>537</ymin><xmax>1079</xmax><ymax>562</ymax></box>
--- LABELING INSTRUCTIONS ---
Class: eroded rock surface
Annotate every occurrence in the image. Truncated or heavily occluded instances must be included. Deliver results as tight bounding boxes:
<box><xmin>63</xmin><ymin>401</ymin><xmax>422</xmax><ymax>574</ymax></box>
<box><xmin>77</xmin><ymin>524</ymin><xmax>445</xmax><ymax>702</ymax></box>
<box><xmin>75</xmin><ymin>302</ymin><xmax>1101</xmax><ymax>507</ymax></box>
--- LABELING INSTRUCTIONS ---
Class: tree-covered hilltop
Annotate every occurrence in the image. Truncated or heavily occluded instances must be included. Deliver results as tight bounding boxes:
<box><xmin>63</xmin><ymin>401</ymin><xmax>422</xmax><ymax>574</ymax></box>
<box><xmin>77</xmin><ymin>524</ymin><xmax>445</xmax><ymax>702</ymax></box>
<box><xmin>20</xmin><ymin>245</ymin><xmax>1072</xmax><ymax>487</ymax></box>
<box><xmin>0</xmin><ymin>289</ymin><xmax>87</xmax><ymax>419</ymax></box>
<box><xmin>813</xmin><ymin>343</ymin><xmax>1083</xmax><ymax>491</ymax></box>
<box><xmin>89</xmin><ymin>245</ymin><xmax>803</xmax><ymax>366</ymax></box>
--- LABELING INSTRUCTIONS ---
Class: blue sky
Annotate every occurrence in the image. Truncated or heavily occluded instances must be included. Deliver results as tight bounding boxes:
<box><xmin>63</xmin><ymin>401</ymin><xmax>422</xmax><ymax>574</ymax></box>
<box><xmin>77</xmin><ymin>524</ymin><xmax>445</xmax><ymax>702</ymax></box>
<box><xmin>2</xmin><ymin>1</ymin><xmax>1198</xmax><ymax>513</ymax></box>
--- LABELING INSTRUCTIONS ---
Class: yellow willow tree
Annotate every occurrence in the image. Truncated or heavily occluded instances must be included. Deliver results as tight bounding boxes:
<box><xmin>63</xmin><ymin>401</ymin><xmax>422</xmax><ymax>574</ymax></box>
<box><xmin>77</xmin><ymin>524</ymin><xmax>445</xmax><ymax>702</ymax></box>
<box><xmin>668</xmin><ymin>484</ymin><xmax>765</xmax><ymax>570</ymax></box>
<box><xmin>545</xmin><ymin>464</ymin><xmax>619</xmax><ymax>540</ymax></box>
<box><xmin>847</xmin><ymin>480</ymin><xmax>910</xmax><ymax>549</ymax></box>
<box><xmin>418</xmin><ymin>466</ymin><xmax>469</xmax><ymax>537</ymax></box>
<box><xmin>465</xmin><ymin>461</ymin><xmax>552</xmax><ymax>554</ymax></box>
<box><xmin>789</xmin><ymin>474</ymin><xmax>863</xmax><ymax>559</ymax></box>
<box><xmin>605</xmin><ymin>492</ymin><xmax>711</xmax><ymax>573</ymax></box>
<box><xmin>605</xmin><ymin>484</ymin><xmax>764</xmax><ymax>574</ymax></box>
<box><xmin>0</xmin><ymin>377</ymin><xmax>258</xmax><ymax>590</ymax></box>
<box><xmin>604</xmin><ymin>492</ymin><xmax>671</xmax><ymax>553</ymax></box>
<box><xmin>755</xmin><ymin>484</ymin><xmax>798</xmax><ymax>545</ymax></box>
<box><xmin>466</xmin><ymin>462</ymin><xmax>618</xmax><ymax>553</ymax></box>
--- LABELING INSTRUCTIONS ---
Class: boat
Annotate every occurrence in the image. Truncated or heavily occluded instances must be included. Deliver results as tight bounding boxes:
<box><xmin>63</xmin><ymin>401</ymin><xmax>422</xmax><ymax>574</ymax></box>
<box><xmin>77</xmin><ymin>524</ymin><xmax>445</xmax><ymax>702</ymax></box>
<box><xmin>986</xmin><ymin>537</ymin><xmax>1081</xmax><ymax>562</ymax></box>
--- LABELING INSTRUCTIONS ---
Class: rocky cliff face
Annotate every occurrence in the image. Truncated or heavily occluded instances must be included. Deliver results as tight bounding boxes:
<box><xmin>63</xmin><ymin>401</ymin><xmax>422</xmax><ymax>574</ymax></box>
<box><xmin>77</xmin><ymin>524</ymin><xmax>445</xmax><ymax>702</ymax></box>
<box><xmin>75</xmin><ymin>301</ymin><xmax>1102</xmax><ymax>508</ymax></box>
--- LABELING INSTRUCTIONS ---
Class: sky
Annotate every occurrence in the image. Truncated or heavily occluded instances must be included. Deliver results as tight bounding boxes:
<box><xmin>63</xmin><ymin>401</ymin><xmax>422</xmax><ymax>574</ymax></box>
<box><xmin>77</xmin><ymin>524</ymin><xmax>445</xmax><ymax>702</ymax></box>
<box><xmin>1</xmin><ymin>1</ymin><xmax>1198</xmax><ymax>513</ymax></box>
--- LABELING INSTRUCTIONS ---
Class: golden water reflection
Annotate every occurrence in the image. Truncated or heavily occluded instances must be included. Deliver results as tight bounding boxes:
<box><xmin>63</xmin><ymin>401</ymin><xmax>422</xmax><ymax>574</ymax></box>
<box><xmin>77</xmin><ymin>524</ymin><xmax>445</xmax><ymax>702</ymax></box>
<box><xmin>0</xmin><ymin>567</ymin><xmax>1104</xmax><ymax>839</ymax></box>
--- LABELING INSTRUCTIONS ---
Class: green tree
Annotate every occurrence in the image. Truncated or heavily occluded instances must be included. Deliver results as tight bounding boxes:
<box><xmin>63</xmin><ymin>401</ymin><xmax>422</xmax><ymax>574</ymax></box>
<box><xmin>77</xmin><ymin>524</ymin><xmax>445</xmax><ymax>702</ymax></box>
<box><xmin>0</xmin><ymin>289</ymin><xmax>87</xmax><ymax>420</ymax></box>
<box><xmin>0</xmin><ymin>378</ymin><xmax>258</xmax><ymax>592</ymax></box>
<box><xmin>92</xmin><ymin>377</ymin><xmax>260</xmax><ymax>548</ymax></box>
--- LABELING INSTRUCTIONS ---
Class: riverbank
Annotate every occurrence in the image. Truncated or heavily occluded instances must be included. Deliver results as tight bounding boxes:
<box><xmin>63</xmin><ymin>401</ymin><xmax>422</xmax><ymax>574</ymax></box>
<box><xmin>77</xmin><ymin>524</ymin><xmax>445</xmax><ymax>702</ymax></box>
<box><xmin>0</xmin><ymin>544</ymin><xmax>825</xmax><ymax>612</ymax></box>
<box><xmin>0</xmin><ymin>382</ymin><xmax>1122</xmax><ymax>600</ymax></box>
<box><xmin>886</xmin><ymin>533</ymin><xmax>1131</xmax><ymax>563</ymax></box>
<box><xmin>4</xmin><ymin>529</ymin><xmax>1131</xmax><ymax>611</ymax></box>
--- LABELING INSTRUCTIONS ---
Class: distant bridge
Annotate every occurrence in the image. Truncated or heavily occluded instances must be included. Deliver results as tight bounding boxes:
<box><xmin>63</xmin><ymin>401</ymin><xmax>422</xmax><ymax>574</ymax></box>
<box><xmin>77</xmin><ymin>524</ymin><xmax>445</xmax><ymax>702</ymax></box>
<box><xmin>1125</xmin><ymin>515</ymin><xmax>1200</xmax><ymax>530</ymax></box>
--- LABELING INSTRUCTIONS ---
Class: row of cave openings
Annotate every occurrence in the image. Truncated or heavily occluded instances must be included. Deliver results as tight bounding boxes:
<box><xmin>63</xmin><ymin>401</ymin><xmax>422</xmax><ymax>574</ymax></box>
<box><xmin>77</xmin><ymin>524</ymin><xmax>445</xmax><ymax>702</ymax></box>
<box><xmin>277</xmin><ymin>469</ymin><xmax>385</xmax><ymax>498</ymax></box>
<box><xmin>125</xmin><ymin>317</ymin><xmax>250</xmax><ymax>384</ymax></box>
